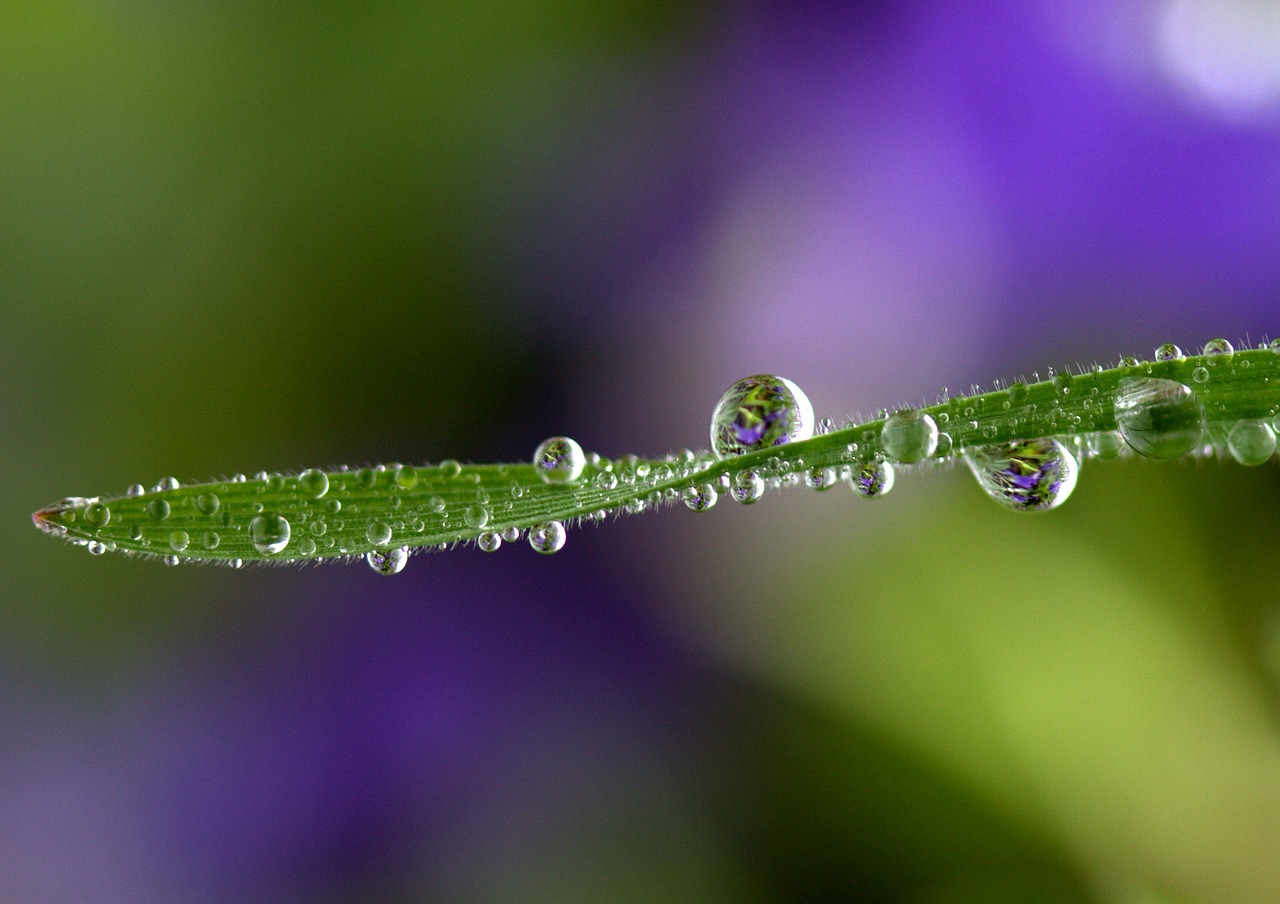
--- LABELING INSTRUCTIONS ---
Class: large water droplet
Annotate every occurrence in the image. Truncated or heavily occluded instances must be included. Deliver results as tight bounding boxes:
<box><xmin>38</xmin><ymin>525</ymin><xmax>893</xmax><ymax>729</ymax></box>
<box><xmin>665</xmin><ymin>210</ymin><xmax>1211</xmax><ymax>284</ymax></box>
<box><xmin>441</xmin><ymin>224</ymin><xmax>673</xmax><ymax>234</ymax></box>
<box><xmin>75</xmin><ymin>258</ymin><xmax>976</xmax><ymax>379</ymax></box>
<box><xmin>730</xmin><ymin>469</ymin><xmax>765</xmax><ymax>504</ymax></box>
<box><xmin>367</xmin><ymin>520</ymin><xmax>393</xmax><ymax>545</ymax></box>
<box><xmin>1154</xmin><ymin>342</ymin><xmax>1184</xmax><ymax>362</ymax></box>
<box><xmin>249</xmin><ymin>513</ymin><xmax>291</xmax><ymax>555</ymax></box>
<box><xmin>966</xmin><ymin>438</ymin><xmax>1079</xmax><ymax>512</ymax></box>
<box><xmin>851</xmin><ymin>460</ymin><xmax>894</xmax><ymax>498</ymax></box>
<box><xmin>710</xmin><ymin>374</ymin><xmax>814</xmax><ymax>458</ymax></box>
<box><xmin>1203</xmin><ymin>338</ymin><xmax>1234</xmax><ymax>360</ymax></box>
<box><xmin>1114</xmin><ymin>378</ymin><xmax>1204</xmax><ymax>459</ymax></box>
<box><xmin>683</xmin><ymin>483</ymin><xmax>718</xmax><ymax>512</ymax></box>
<box><xmin>147</xmin><ymin>498</ymin><xmax>171</xmax><ymax>521</ymax></box>
<box><xmin>367</xmin><ymin>546</ymin><xmax>409</xmax><ymax>575</ymax></box>
<box><xmin>477</xmin><ymin>531</ymin><xmax>502</xmax><ymax>552</ymax></box>
<box><xmin>299</xmin><ymin>468</ymin><xmax>329</xmax><ymax>498</ymax></box>
<box><xmin>1227</xmin><ymin>419</ymin><xmax>1276</xmax><ymax>466</ymax></box>
<box><xmin>393</xmin><ymin>465</ymin><xmax>418</xmax><ymax>490</ymax></box>
<box><xmin>533</xmin><ymin>436</ymin><xmax>586</xmax><ymax>484</ymax></box>
<box><xmin>881</xmin><ymin>410</ymin><xmax>939</xmax><ymax>463</ymax></box>
<box><xmin>528</xmin><ymin>520</ymin><xmax>566</xmax><ymax>555</ymax></box>
<box><xmin>83</xmin><ymin>501</ymin><xmax>111</xmax><ymax>528</ymax></box>
<box><xmin>464</xmin><ymin>504</ymin><xmax>490</xmax><ymax>529</ymax></box>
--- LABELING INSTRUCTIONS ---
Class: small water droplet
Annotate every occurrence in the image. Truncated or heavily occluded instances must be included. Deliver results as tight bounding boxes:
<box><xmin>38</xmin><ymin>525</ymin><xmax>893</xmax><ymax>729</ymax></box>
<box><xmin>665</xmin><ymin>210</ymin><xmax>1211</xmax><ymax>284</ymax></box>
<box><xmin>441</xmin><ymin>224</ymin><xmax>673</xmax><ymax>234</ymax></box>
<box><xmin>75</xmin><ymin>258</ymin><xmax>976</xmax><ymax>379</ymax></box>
<box><xmin>710</xmin><ymin>374</ymin><xmax>814</xmax><ymax>458</ymax></box>
<box><xmin>596</xmin><ymin>471</ymin><xmax>618</xmax><ymax>490</ymax></box>
<box><xmin>127</xmin><ymin>525</ymin><xmax>143</xmax><ymax>541</ymax></box>
<box><xmin>154</xmin><ymin>477</ymin><xmax>180</xmax><ymax>492</ymax></box>
<box><xmin>851</xmin><ymin>460</ymin><xmax>894</xmax><ymax>498</ymax></box>
<box><xmin>299</xmin><ymin>469</ymin><xmax>329</xmax><ymax>498</ymax></box>
<box><xmin>528</xmin><ymin>520</ymin><xmax>566</xmax><ymax>554</ymax></box>
<box><xmin>231</xmin><ymin>558</ymin><xmax>244</xmax><ymax>569</ymax></box>
<box><xmin>126</xmin><ymin>483</ymin><xmax>145</xmax><ymax>497</ymax></box>
<box><xmin>1154</xmin><ymin>343</ymin><xmax>1184</xmax><ymax>362</ymax></box>
<box><xmin>1191</xmin><ymin>366</ymin><xmax>1210</xmax><ymax>384</ymax></box>
<box><xmin>169</xmin><ymin>530</ymin><xmax>190</xmax><ymax>552</ymax></box>
<box><xmin>1227</xmin><ymin>419</ymin><xmax>1276</xmax><ymax>467</ymax></box>
<box><xmin>388</xmin><ymin>495</ymin><xmax>402</xmax><ymax>509</ymax></box>
<box><xmin>1269</xmin><ymin>338</ymin><xmax>1280</xmax><ymax>354</ymax></box>
<box><xmin>464</xmin><ymin>504</ymin><xmax>489</xmax><ymax>529</ymax></box>
<box><xmin>805</xmin><ymin>466</ymin><xmax>838</xmax><ymax>490</ymax></box>
<box><xmin>428</xmin><ymin>496</ymin><xmax>446</xmax><ymax>514</ymax></box>
<box><xmin>366</xmin><ymin>546</ymin><xmax>409</xmax><ymax>575</ymax></box>
<box><xmin>83</xmin><ymin>501</ymin><xmax>111</xmax><ymax>528</ymax></box>
<box><xmin>1203</xmin><ymin>338</ymin><xmax>1234</xmax><ymax>360</ymax></box>
<box><xmin>355</xmin><ymin>468</ymin><xmax>377</xmax><ymax>489</ymax></box>
<box><xmin>683</xmin><ymin>483</ymin><xmax>718</xmax><ymax>512</ymax></box>
<box><xmin>439</xmin><ymin>459</ymin><xmax>462</xmax><ymax>478</ymax></box>
<box><xmin>147</xmin><ymin>498</ymin><xmax>171</xmax><ymax>521</ymax></box>
<box><xmin>966</xmin><ymin>438</ymin><xmax>1079</xmax><ymax>512</ymax></box>
<box><xmin>162</xmin><ymin>554</ymin><xmax>180</xmax><ymax>567</ymax></box>
<box><xmin>1088</xmin><ymin>430</ymin><xmax>1125</xmax><ymax>460</ymax></box>
<box><xmin>367</xmin><ymin>520</ymin><xmax>393</xmax><ymax>545</ymax></box>
<box><xmin>816</xmin><ymin>416</ymin><xmax>835</xmax><ymax>436</ymax></box>
<box><xmin>934</xmin><ymin>432</ymin><xmax>953</xmax><ymax>457</ymax></box>
<box><xmin>477</xmin><ymin>531</ymin><xmax>502</xmax><ymax>552</ymax></box>
<box><xmin>730</xmin><ymin>469</ymin><xmax>764</xmax><ymax>504</ymax></box>
<box><xmin>393</xmin><ymin>465</ymin><xmax>418</xmax><ymax>490</ymax></box>
<box><xmin>201</xmin><ymin>531</ymin><xmax>220</xmax><ymax>550</ymax></box>
<box><xmin>87</xmin><ymin>540</ymin><xmax>107</xmax><ymax>556</ymax></box>
<box><xmin>249</xmin><ymin>513</ymin><xmax>291</xmax><ymax>555</ymax></box>
<box><xmin>326</xmin><ymin>499</ymin><xmax>342</xmax><ymax>514</ymax></box>
<box><xmin>533</xmin><ymin>436</ymin><xmax>586</xmax><ymax>484</ymax></box>
<box><xmin>501</xmin><ymin>526</ymin><xmax>522</xmax><ymax>543</ymax></box>
<box><xmin>881</xmin><ymin>410</ymin><xmax>939</xmax><ymax>463</ymax></box>
<box><xmin>298</xmin><ymin>537</ymin><xmax>317</xmax><ymax>556</ymax></box>
<box><xmin>1114</xmin><ymin>378</ymin><xmax>1204</xmax><ymax>459</ymax></box>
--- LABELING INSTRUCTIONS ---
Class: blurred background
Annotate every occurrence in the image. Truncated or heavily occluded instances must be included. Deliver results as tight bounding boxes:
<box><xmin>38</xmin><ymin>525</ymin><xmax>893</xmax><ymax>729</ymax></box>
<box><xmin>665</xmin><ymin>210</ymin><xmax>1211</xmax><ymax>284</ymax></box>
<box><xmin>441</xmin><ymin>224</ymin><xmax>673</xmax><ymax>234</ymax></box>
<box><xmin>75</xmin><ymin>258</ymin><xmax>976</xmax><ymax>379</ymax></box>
<box><xmin>5</xmin><ymin>0</ymin><xmax>1280</xmax><ymax>901</ymax></box>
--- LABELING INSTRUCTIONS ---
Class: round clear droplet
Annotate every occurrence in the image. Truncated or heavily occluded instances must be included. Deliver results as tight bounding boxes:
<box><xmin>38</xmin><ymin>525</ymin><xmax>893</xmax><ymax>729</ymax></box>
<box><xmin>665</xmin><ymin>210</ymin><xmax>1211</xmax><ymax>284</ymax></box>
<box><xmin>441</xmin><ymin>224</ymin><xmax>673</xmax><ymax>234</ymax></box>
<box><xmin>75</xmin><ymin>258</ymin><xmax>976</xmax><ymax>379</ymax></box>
<box><xmin>528</xmin><ymin>520</ymin><xmax>567</xmax><ymax>555</ymax></box>
<box><xmin>87</xmin><ymin>540</ymin><xmax>107</xmax><ymax>556</ymax></box>
<box><xmin>154</xmin><ymin>477</ymin><xmax>180</xmax><ymax>492</ymax></box>
<box><xmin>805</xmin><ymin>466</ymin><xmax>838</xmax><ymax>490</ymax></box>
<box><xmin>393</xmin><ymin>465</ymin><xmax>418</xmax><ymax>490</ymax></box>
<box><xmin>126</xmin><ymin>483</ymin><xmax>146</xmax><ymax>497</ymax></box>
<box><xmin>367</xmin><ymin>520</ymin><xmax>393</xmax><ymax>545</ymax></box>
<box><xmin>249</xmin><ymin>513</ymin><xmax>291</xmax><ymax>555</ymax></box>
<box><xmin>169</xmin><ymin>529</ymin><xmax>190</xmax><ymax>552</ymax></box>
<box><xmin>477</xmin><ymin>531</ymin><xmax>502</xmax><ymax>552</ymax></box>
<box><xmin>298</xmin><ymin>537</ymin><xmax>317</xmax><ymax>556</ymax></box>
<box><xmin>1114</xmin><ymin>378</ymin><xmax>1204</xmax><ymax>459</ymax></box>
<box><xmin>1192</xmin><ymin>366</ymin><xmax>1210</xmax><ymax>384</ymax></box>
<box><xmin>298</xmin><ymin>469</ymin><xmax>329</xmax><ymax>498</ymax></box>
<box><xmin>851</xmin><ymin>460</ymin><xmax>894</xmax><ymax>498</ymax></box>
<box><xmin>1154</xmin><ymin>343</ymin><xmax>1184</xmax><ymax>362</ymax></box>
<box><xmin>965</xmin><ymin>437</ymin><xmax>1079</xmax><ymax>512</ymax></box>
<box><xmin>464</xmin><ymin>504</ymin><xmax>489</xmax><ymax>529</ymax></box>
<box><xmin>710</xmin><ymin>374</ymin><xmax>814</xmax><ymax>458</ymax></box>
<box><xmin>730</xmin><ymin>469</ymin><xmax>764</xmax><ymax>504</ymax></box>
<box><xmin>147</xmin><ymin>498</ymin><xmax>171</xmax><ymax>521</ymax></box>
<box><xmin>1088</xmin><ymin>430</ymin><xmax>1125</xmax><ymax>460</ymax></box>
<box><xmin>1227</xmin><ymin>419</ymin><xmax>1276</xmax><ymax>467</ymax></box>
<box><xmin>533</xmin><ymin>436</ymin><xmax>586</xmax><ymax>484</ymax></box>
<box><xmin>83</xmin><ymin>501</ymin><xmax>111</xmax><ymax>528</ymax></box>
<box><xmin>683</xmin><ymin>483</ymin><xmax>718</xmax><ymax>512</ymax></box>
<box><xmin>366</xmin><ymin>546</ymin><xmax>409</xmax><ymax>575</ymax></box>
<box><xmin>195</xmin><ymin>493</ymin><xmax>220</xmax><ymax>515</ymax></box>
<box><xmin>1203</xmin><ymin>338</ymin><xmax>1234</xmax><ymax>359</ymax></box>
<box><xmin>881</xmin><ymin>410</ymin><xmax>939</xmax><ymax>463</ymax></box>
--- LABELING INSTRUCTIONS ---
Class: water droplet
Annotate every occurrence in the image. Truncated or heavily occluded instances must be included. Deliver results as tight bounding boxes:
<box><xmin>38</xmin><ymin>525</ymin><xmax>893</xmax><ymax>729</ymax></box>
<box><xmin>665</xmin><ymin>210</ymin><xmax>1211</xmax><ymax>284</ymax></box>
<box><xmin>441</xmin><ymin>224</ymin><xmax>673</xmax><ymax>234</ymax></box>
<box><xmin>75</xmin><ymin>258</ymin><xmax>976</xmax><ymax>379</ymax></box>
<box><xmin>851</xmin><ymin>459</ymin><xmax>894</xmax><ymax>498</ymax></box>
<box><xmin>87</xmin><ymin>540</ymin><xmax>107</xmax><ymax>556</ymax></box>
<box><xmin>83</xmin><ymin>501</ymin><xmax>111</xmax><ymax>528</ymax></box>
<box><xmin>1154</xmin><ymin>343</ymin><xmax>1184</xmax><ymax>362</ymax></box>
<box><xmin>816</xmin><ymin>416</ymin><xmax>835</xmax><ymax>436</ymax></box>
<box><xmin>1203</xmin><ymin>338</ymin><xmax>1234</xmax><ymax>360</ymax></box>
<box><xmin>147</xmin><ymin>498</ymin><xmax>171</xmax><ymax>521</ymax></box>
<box><xmin>427</xmin><ymin>496</ymin><xmax>446</xmax><ymax>514</ymax></box>
<box><xmin>355</xmin><ymin>468</ymin><xmax>377</xmax><ymax>488</ymax></box>
<box><xmin>501</xmin><ymin>526</ymin><xmax>521</xmax><ymax>543</ymax></box>
<box><xmin>1191</xmin><ymin>366</ymin><xmax>1210</xmax><ymax>384</ymax></box>
<box><xmin>326</xmin><ymin>499</ymin><xmax>342</xmax><ymax>513</ymax></box>
<box><xmin>533</xmin><ymin>436</ymin><xmax>586</xmax><ymax>484</ymax></box>
<box><xmin>1114</xmin><ymin>378</ymin><xmax>1204</xmax><ymax>459</ymax></box>
<box><xmin>710</xmin><ymin>374</ymin><xmax>814</xmax><ymax>458</ymax></box>
<box><xmin>478</xmin><ymin>531</ymin><xmax>502</xmax><ymax>552</ymax></box>
<box><xmin>528</xmin><ymin>520</ymin><xmax>566</xmax><ymax>554</ymax></box>
<box><xmin>298</xmin><ymin>468</ymin><xmax>329</xmax><ymax>498</ymax></box>
<box><xmin>169</xmin><ymin>530</ymin><xmax>190</xmax><ymax>552</ymax></box>
<box><xmin>201</xmin><ymin>531</ymin><xmax>220</xmax><ymax>550</ymax></box>
<box><xmin>393</xmin><ymin>465</ymin><xmax>418</xmax><ymax>490</ymax></box>
<box><xmin>249</xmin><ymin>513</ymin><xmax>291</xmax><ymax>555</ymax></box>
<box><xmin>231</xmin><ymin>559</ymin><xmax>243</xmax><ymax>569</ymax></box>
<box><xmin>154</xmin><ymin>477</ymin><xmax>180</xmax><ymax>492</ymax></box>
<box><xmin>730</xmin><ymin>469</ymin><xmax>764</xmax><ymax>504</ymax></box>
<box><xmin>367</xmin><ymin>520</ymin><xmax>393</xmax><ymax>545</ymax></box>
<box><xmin>127</xmin><ymin>525</ymin><xmax>143</xmax><ymax>541</ymax></box>
<box><xmin>596</xmin><ymin>471</ymin><xmax>618</xmax><ymax>490</ymax></box>
<box><xmin>1227</xmin><ymin>419</ymin><xmax>1276</xmax><ymax>467</ymax></box>
<box><xmin>683</xmin><ymin>483</ymin><xmax>718</xmax><ymax>512</ymax></box>
<box><xmin>1270</xmin><ymin>338</ymin><xmax>1280</xmax><ymax>354</ymax></box>
<box><xmin>439</xmin><ymin>459</ymin><xmax>462</xmax><ymax>478</ymax></box>
<box><xmin>464</xmin><ymin>504</ymin><xmax>489</xmax><ymax>529</ymax></box>
<box><xmin>126</xmin><ymin>483</ymin><xmax>145</xmax><ymax>497</ymax></box>
<box><xmin>366</xmin><ymin>546</ymin><xmax>409</xmax><ymax>575</ymax></box>
<box><xmin>934</xmin><ymin>432</ymin><xmax>953</xmax><ymax>457</ymax></box>
<box><xmin>163</xmin><ymin>554</ymin><xmax>180</xmax><ymax>567</ymax></box>
<box><xmin>805</xmin><ymin>466</ymin><xmax>838</xmax><ymax>490</ymax></box>
<box><xmin>881</xmin><ymin>410</ymin><xmax>939</xmax><ymax>463</ymax></box>
<box><xmin>1088</xmin><ymin>430</ymin><xmax>1125</xmax><ymax>460</ymax></box>
<box><xmin>966</xmin><ymin>438</ymin><xmax>1079</xmax><ymax>512</ymax></box>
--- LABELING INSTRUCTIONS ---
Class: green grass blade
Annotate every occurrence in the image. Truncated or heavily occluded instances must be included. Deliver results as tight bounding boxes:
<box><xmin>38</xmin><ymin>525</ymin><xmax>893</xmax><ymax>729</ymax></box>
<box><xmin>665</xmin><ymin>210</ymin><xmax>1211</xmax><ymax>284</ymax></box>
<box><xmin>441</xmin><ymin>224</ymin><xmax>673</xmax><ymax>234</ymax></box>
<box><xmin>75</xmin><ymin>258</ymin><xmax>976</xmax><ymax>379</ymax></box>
<box><xmin>31</xmin><ymin>341</ymin><xmax>1280</xmax><ymax>568</ymax></box>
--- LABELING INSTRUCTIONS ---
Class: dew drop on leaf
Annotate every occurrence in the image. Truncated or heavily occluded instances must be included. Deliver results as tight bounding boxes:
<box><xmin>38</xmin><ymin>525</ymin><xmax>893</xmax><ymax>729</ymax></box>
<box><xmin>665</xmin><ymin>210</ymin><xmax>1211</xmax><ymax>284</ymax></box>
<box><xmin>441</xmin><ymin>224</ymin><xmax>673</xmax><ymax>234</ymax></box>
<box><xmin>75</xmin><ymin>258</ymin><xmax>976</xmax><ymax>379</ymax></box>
<box><xmin>367</xmin><ymin>520</ymin><xmax>393</xmax><ymax>545</ymax></box>
<box><xmin>528</xmin><ymin>520</ymin><xmax>566</xmax><ymax>555</ymax></box>
<box><xmin>1203</xmin><ymin>338</ymin><xmax>1234</xmax><ymax>360</ymax></box>
<box><xmin>478</xmin><ymin>531</ymin><xmax>502</xmax><ymax>552</ymax></box>
<box><xmin>710</xmin><ymin>374</ymin><xmax>814</xmax><ymax>459</ymax></box>
<box><xmin>83</xmin><ymin>501</ymin><xmax>110</xmax><ymax>528</ymax></box>
<box><xmin>1114</xmin><ymin>378</ymin><xmax>1204</xmax><ymax>460</ymax></box>
<box><xmin>196</xmin><ymin>493</ymin><xmax>220</xmax><ymax>516</ymax></box>
<box><xmin>1154</xmin><ymin>343</ymin><xmax>1184</xmax><ymax>362</ymax></box>
<box><xmin>366</xmin><ymin>546</ymin><xmax>409</xmax><ymax>575</ymax></box>
<box><xmin>533</xmin><ymin>436</ymin><xmax>586</xmax><ymax>484</ymax></box>
<box><xmin>87</xmin><ymin>540</ymin><xmax>106</xmax><ymax>556</ymax></box>
<box><xmin>682</xmin><ymin>483</ymin><xmax>718</xmax><ymax>512</ymax></box>
<box><xmin>298</xmin><ymin>469</ymin><xmax>329</xmax><ymax>498</ymax></box>
<box><xmin>1227</xmin><ymin>419</ymin><xmax>1276</xmax><ymax>467</ymax></box>
<box><xmin>965</xmin><ymin>437</ymin><xmax>1079</xmax><ymax>512</ymax></box>
<box><xmin>881</xmin><ymin>409</ymin><xmax>939</xmax><ymax>463</ymax></box>
<box><xmin>147</xmin><ymin>498</ymin><xmax>171</xmax><ymax>521</ymax></box>
<box><xmin>730</xmin><ymin>469</ymin><xmax>764</xmax><ymax>504</ymax></box>
<box><xmin>249</xmin><ymin>513</ymin><xmax>291</xmax><ymax>555</ymax></box>
<box><xmin>463</xmin><ymin>505</ymin><xmax>489</xmax><ymax>529</ymax></box>
<box><xmin>851</xmin><ymin>459</ymin><xmax>894</xmax><ymax>498</ymax></box>
<box><xmin>169</xmin><ymin>530</ymin><xmax>190</xmax><ymax>552</ymax></box>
